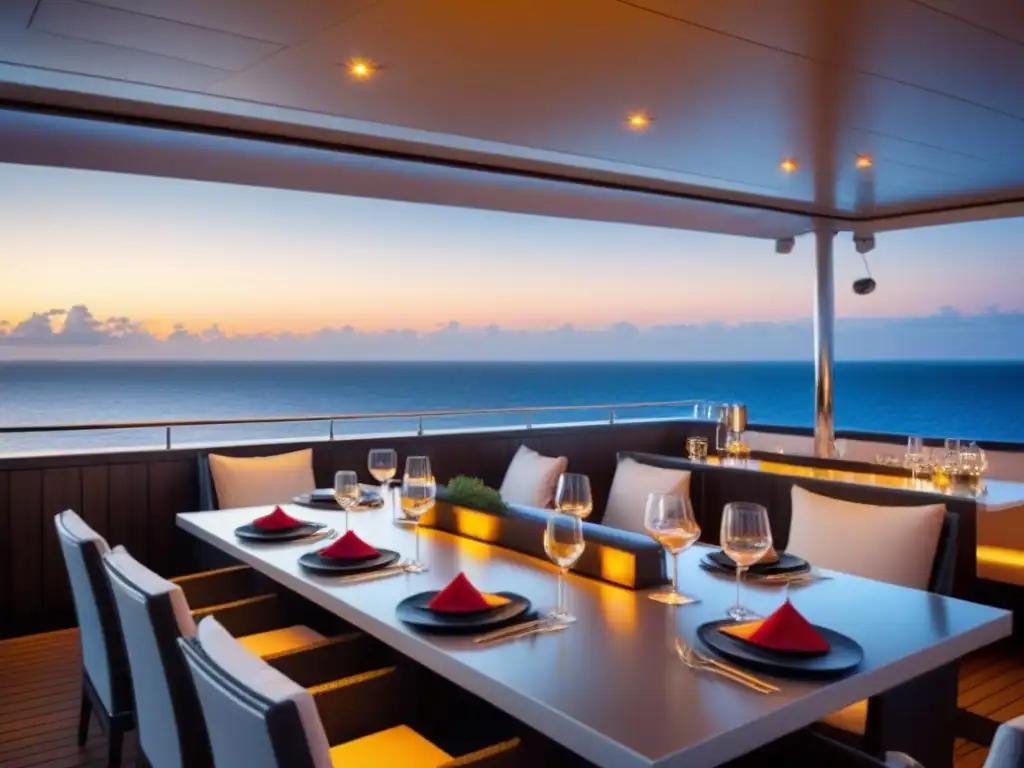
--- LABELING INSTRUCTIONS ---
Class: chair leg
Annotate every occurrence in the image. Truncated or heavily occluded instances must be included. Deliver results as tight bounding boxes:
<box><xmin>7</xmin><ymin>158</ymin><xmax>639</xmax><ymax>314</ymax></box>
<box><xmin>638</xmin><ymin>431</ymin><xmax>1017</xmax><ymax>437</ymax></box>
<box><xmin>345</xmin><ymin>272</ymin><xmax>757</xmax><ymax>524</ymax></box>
<box><xmin>107</xmin><ymin>721</ymin><xmax>124</xmax><ymax>768</ymax></box>
<box><xmin>77</xmin><ymin>686</ymin><xmax>92</xmax><ymax>746</ymax></box>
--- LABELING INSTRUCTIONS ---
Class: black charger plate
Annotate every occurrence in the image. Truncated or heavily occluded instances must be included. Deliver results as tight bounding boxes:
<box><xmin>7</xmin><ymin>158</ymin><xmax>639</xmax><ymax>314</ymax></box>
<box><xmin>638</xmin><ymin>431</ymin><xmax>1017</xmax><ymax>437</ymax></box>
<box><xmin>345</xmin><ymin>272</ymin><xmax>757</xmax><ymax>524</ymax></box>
<box><xmin>697</xmin><ymin>620</ymin><xmax>863</xmax><ymax>678</ymax></box>
<box><xmin>294</xmin><ymin>488</ymin><xmax>384</xmax><ymax>510</ymax></box>
<box><xmin>397</xmin><ymin>591</ymin><xmax>531</xmax><ymax>634</ymax></box>
<box><xmin>234</xmin><ymin>521</ymin><xmax>326</xmax><ymax>542</ymax></box>
<box><xmin>298</xmin><ymin>547</ymin><xmax>401</xmax><ymax>575</ymax></box>
<box><xmin>703</xmin><ymin>550</ymin><xmax>809</xmax><ymax>577</ymax></box>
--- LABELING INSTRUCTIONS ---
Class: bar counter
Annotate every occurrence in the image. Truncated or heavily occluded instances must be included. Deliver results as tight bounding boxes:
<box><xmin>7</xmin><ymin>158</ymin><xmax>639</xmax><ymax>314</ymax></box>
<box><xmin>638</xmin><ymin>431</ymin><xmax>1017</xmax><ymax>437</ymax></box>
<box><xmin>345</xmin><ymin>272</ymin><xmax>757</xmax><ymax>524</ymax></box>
<box><xmin>684</xmin><ymin>456</ymin><xmax>1024</xmax><ymax>513</ymax></box>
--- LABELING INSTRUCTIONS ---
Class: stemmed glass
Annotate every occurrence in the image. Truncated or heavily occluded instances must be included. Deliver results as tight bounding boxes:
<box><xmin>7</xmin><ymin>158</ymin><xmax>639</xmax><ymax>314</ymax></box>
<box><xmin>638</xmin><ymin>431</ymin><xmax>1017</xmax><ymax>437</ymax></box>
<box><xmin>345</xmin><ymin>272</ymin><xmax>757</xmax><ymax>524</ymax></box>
<box><xmin>400</xmin><ymin>456</ymin><xmax>436</xmax><ymax>573</ymax></box>
<box><xmin>555</xmin><ymin>473</ymin><xmax>593</xmax><ymax>518</ymax></box>
<box><xmin>721</xmin><ymin>502</ymin><xmax>772</xmax><ymax>621</ymax></box>
<box><xmin>905</xmin><ymin>436</ymin><xmax>925</xmax><ymax>480</ymax></box>
<box><xmin>368</xmin><ymin>448</ymin><xmax>399</xmax><ymax>519</ymax></box>
<box><xmin>333</xmin><ymin>471</ymin><xmax>360</xmax><ymax>532</ymax></box>
<box><xmin>544</xmin><ymin>513</ymin><xmax>585</xmax><ymax>623</ymax></box>
<box><xmin>643</xmin><ymin>493</ymin><xmax>701</xmax><ymax>605</ymax></box>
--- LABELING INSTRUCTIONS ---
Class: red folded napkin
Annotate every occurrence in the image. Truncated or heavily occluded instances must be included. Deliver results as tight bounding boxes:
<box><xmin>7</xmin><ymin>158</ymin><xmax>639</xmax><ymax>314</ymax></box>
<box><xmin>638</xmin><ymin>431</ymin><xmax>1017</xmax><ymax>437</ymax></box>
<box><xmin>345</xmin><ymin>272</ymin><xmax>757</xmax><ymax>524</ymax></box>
<box><xmin>252</xmin><ymin>506</ymin><xmax>304</xmax><ymax>531</ymax></box>
<box><xmin>721</xmin><ymin>600</ymin><xmax>829</xmax><ymax>653</ymax></box>
<box><xmin>427</xmin><ymin>573</ymin><xmax>493</xmax><ymax>613</ymax></box>
<box><xmin>319</xmin><ymin>531</ymin><xmax>380</xmax><ymax>560</ymax></box>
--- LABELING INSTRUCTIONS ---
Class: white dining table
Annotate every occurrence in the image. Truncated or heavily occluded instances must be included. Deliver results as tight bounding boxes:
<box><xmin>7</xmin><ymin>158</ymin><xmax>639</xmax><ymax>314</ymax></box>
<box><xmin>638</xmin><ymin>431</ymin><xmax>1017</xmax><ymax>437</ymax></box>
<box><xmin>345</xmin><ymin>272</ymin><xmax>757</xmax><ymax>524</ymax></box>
<box><xmin>177</xmin><ymin>500</ymin><xmax>1011</xmax><ymax>768</ymax></box>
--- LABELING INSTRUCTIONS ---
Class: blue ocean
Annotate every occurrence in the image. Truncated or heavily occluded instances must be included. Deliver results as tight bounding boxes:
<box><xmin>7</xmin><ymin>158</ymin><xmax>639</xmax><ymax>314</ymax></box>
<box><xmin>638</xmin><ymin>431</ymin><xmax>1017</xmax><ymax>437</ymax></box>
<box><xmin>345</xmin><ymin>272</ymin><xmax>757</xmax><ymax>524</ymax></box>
<box><xmin>1</xmin><ymin>361</ymin><xmax>1023</xmax><ymax>455</ymax></box>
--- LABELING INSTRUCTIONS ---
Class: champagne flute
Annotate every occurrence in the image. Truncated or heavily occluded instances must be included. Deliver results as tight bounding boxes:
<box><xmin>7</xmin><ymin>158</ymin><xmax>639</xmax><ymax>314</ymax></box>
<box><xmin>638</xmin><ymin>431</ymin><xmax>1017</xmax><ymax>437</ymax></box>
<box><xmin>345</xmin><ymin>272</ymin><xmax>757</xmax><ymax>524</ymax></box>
<box><xmin>905</xmin><ymin>436</ymin><xmax>925</xmax><ymax>480</ymax></box>
<box><xmin>544</xmin><ymin>513</ymin><xmax>585</xmax><ymax>623</ymax></box>
<box><xmin>333</xmin><ymin>471</ymin><xmax>360</xmax><ymax>533</ymax></box>
<box><xmin>400</xmin><ymin>456</ymin><xmax>436</xmax><ymax>573</ymax></box>
<box><xmin>721</xmin><ymin>502</ymin><xmax>771</xmax><ymax>621</ymax></box>
<box><xmin>555</xmin><ymin>473</ymin><xmax>593</xmax><ymax>518</ymax></box>
<box><xmin>644</xmin><ymin>493</ymin><xmax>701</xmax><ymax>605</ymax></box>
<box><xmin>368</xmin><ymin>448</ymin><xmax>398</xmax><ymax>518</ymax></box>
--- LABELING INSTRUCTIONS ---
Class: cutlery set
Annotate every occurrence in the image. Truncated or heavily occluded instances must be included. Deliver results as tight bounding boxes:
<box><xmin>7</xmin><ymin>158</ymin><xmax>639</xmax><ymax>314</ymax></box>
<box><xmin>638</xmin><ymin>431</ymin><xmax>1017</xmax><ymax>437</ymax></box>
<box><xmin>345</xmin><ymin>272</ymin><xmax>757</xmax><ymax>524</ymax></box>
<box><xmin>474</xmin><ymin>619</ymin><xmax>570</xmax><ymax>646</ymax></box>
<box><xmin>676</xmin><ymin>640</ymin><xmax>779</xmax><ymax>694</ymax></box>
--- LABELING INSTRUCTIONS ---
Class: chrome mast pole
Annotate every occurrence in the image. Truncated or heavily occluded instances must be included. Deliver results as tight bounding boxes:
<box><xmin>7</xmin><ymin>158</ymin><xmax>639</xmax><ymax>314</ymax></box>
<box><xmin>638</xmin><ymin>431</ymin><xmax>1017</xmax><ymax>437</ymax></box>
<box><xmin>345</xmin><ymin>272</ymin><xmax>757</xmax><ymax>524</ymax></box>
<box><xmin>813</xmin><ymin>221</ymin><xmax>836</xmax><ymax>458</ymax></box>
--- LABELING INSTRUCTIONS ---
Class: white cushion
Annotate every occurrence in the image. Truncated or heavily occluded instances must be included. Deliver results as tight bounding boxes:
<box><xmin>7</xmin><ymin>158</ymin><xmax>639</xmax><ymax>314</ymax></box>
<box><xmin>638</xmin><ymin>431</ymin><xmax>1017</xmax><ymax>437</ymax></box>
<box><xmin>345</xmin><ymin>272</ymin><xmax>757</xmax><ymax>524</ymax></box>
<box><xmin>209</xmin><ymin>449</ymin><xmax>316</xmax><ymax>510</ymax></box>
<box><xmin>498</xmin><ymin>445</ymin><xmax>567</xmax><ymax>508</ymax></box>
<box><xmin>787</xmin><ymin>486</ymin><xmax>945</xmax><ymax>590</ymax></box>
<box><xmin>601</xmin><ymin>457</ymin><xmax>692</xmax><ymax>535</ymax></box>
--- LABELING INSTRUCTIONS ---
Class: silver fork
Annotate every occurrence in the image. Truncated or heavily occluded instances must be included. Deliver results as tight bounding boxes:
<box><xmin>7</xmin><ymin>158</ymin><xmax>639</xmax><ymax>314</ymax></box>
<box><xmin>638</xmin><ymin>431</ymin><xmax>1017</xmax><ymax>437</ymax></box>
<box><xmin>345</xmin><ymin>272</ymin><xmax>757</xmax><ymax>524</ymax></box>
<box><xmin>476</xmin><ymin>621</ymin><xmax>568</xmax><ymax>646</ymax></box>
<box><xmin>335</xmin><ymin>559</ymin><xmax>414</xmax><ymax>584</ymax></box>
<box><xmin>675</xmin><ymin>640</ymin><xmax>778</xmax><ymax>694</ymax></box>
<box><xmin>301</xmin><ymin>528</ymin><xmax>338</xmax><ymax>548</ymax></box>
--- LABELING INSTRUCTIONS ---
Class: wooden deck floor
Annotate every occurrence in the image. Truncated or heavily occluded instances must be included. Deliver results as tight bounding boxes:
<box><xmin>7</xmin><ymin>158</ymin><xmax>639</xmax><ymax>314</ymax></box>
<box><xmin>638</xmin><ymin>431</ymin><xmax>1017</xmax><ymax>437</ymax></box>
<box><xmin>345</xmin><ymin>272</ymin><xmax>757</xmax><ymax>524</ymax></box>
<box><xmin>1</xmin><ymin>630</ymin><xmax>1019</xmax><ymax>768</ymax></box>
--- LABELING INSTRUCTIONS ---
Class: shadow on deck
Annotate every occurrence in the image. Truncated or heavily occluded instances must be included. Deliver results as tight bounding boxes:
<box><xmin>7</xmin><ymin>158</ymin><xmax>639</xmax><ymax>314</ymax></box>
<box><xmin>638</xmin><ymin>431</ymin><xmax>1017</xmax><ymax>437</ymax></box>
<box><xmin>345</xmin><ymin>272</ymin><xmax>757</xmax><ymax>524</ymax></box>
<box><xmin>1</xmin><ymin>629</ymin><xmax>1019</xmax><ymax>768</ymax></box>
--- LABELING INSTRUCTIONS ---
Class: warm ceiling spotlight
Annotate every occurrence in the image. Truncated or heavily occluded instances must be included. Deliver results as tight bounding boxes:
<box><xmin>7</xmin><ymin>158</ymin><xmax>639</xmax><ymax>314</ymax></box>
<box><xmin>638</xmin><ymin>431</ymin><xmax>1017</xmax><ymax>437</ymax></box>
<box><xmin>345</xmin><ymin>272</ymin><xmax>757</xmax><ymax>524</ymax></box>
<box><xmin>626</xmin><ymin>112</ymin><xmax>652</xmax><ymax>130</ymax></box>
<box><xmin>855</xmin><ymin>154</ymin><xmax>873</xmax><ymax>170</ymax></box>
<box><xmin>779</xmin><ymin>158</ymin><xmax>799</xmax><ymax>174</ymax></box>
<box><xmin>347</xmin><ymin>59</ymin><xmax>376</xmax><ymax>79</ymax></box>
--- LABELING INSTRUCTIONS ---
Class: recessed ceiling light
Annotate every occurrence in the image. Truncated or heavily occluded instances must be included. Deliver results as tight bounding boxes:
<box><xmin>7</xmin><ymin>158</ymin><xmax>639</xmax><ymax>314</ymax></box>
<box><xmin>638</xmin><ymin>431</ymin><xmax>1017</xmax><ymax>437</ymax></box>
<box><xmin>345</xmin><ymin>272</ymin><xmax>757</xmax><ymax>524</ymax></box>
<box><xmin>855</xmin><ymin>154</ymin><xmax>873</xmax><ymax>170</ymax></box>
<box><xmin>626</xmin><ymin>112</ymin><xmax>652</xmax><ymax>131</ymax></box>
<box><xmin>347</xmin><ymin>59</ymin><xmax>376</xmax><ymax>80</ymax></box>
<box><xmin>779</xmin><ymin>158</ymin><xmax>799</xmax><ymax>174</ymax></box>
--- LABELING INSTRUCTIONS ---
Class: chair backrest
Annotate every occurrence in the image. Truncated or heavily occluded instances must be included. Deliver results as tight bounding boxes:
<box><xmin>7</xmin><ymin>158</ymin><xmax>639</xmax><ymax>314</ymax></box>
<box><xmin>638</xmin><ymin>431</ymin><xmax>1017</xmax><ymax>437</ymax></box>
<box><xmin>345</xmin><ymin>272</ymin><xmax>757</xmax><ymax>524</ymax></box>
<box><xmin>53</xmin><ymin>510</ymin><xmax>133</xmax><ymax>716</ymax></box>
<box><xmin>103</xmin><ymin>546</ymin><xmax>207</xmax><ymax>768</ymax></box>
<box><xmin>179</xmin><ymin>616</ymin><xmax>332</xmax><ymax>768</ymax></box>
<box><xmin>984</xmin><ymin>713</ymin><xmax>1024</xmax><ymax>768</ymax></box>
<box><xmin>201</xmin><ymin>449</ymin><xmax>317</xmax><ymax>510</ymax></box>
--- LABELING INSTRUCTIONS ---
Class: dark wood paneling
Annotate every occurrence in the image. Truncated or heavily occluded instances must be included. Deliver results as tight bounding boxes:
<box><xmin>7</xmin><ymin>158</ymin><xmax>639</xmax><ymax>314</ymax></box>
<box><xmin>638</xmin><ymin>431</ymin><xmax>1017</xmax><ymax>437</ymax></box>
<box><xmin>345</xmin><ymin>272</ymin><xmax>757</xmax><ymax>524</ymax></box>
<box><xmin>107</xmin><ymin>464</ymin><xmax>148</xmax><ymax>566</ymax></box>
<box><xmin>80</xmin><ymin>466</ymin><xmax>109</xmax><ymax>541</ymax></box>
<box><xmin>40</xmin><ymin>468</ymin><xmax>82</xmax><ymax>620</ymax></box>
<box><xmin>8</xmin><ymin>471</ymin><xmax>43</xmax><ymax>634</ymax></box>
<box><xmin>148</xmin><ymin>460</ymin><xmax>198</xmax><ymax>578</ymax></box>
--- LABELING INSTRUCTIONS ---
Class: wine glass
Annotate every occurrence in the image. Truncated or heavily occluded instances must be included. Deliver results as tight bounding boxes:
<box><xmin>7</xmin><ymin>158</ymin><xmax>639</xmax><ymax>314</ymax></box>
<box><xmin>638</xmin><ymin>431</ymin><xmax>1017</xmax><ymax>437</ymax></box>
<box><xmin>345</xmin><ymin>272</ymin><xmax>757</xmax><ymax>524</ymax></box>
<box><xmin>544</xmin><ymin>513</ymin><xmax>585</xmax><ymax>623</ymax></box>
<box><xmin>905</xmin><ymin>436</ymin><xmax>925</xmax><ymax>480</ymax></box>
<box><xmin>400</xmin><ymin>456</ymin><xmax>436</xmax><ymax>573</ymax></box>
<box><xmin>643</xmin><ymin>493</ymin><xmax>701</xmax><ymax>605</ymax></box>
<box><xmin>720</xmin><ymin>502</ymin><xmax>772</xmax><ymax>621</ymax></box>
<box><xmin>333</xmin><ymin>471</ymin><xmax>360</xmax><ymax>532</ymax></box>
<box><xmin>368</xmin><ymin>448</ymin><xmax>398</xmax><ymax>517</ymax></box>
<box><xmin>555</xmin><ymin>473</ymin><xmax>593</xmax><ymax>518</ymax></box>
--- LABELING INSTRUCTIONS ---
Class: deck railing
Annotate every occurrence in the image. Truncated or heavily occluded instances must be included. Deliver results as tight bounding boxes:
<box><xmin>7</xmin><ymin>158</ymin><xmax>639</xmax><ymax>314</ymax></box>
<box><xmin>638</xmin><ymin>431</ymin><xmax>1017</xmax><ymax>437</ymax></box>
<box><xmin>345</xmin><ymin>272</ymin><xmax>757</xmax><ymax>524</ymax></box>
<box><xmin>0</xmin><ymin>399</ymin><xmax>716</xmax><ymax>455</ymax></box>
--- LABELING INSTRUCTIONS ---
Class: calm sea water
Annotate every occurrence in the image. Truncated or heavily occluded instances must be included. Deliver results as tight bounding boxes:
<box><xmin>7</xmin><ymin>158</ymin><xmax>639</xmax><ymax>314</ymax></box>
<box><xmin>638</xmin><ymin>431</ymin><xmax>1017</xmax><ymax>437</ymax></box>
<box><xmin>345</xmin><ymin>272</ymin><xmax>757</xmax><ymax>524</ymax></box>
<box><xmin>1</xmin><ymin>361</ymin><xmax>1023</xmax><ymax>455</ymax></box>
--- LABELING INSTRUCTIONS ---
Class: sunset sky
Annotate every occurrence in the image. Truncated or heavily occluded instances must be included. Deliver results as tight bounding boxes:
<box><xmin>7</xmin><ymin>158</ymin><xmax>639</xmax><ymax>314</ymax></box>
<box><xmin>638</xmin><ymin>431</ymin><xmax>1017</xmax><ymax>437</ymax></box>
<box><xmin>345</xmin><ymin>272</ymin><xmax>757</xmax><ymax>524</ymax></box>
<box><xmin>2</xmin><ymin>161</ymin><xmax>1023</xmax><ymax>357</ymax></box>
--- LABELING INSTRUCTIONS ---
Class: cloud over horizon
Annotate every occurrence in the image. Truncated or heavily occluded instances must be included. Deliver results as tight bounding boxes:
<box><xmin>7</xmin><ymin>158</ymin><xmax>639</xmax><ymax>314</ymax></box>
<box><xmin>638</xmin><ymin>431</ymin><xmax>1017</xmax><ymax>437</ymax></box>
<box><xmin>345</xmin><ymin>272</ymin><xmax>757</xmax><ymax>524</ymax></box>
<box><xmin>2</xmin><ymin>304</ymin><xmax>1023</xmax><ymax>361</ymax></box>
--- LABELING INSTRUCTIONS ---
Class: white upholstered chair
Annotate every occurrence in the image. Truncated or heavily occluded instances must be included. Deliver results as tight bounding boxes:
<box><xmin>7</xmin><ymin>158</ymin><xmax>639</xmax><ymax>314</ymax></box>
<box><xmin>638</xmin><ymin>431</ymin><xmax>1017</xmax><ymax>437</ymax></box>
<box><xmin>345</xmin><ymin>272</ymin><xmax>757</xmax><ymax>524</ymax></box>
<box><xmin>207</xmin><ymin>448</ymin><xmax>317</xmax><ymax>510</ymax></box>
<box><xmin>54</xmin><ymin>510</ymin><xmax>134</xmax><ymax>768</ymax></box>
<box><xmin>103</xmin><ymin>547</ymin><xmax>328</xmax><ymax>768</ymax></box>
<box><xmin>180</xmin><ymin>617</ymin><xmax>484</xmax><ymax>768</ymax></box>
<box><xmin>600</xmin><ymin>456</ymin><xmax>691</xmax><ymax>534</ymax></box>
<box><xmin>498</xmin><ymin>444</ymin><xmax>567</xmax><ymax>508</ymax></box>
<box><xmin>786</xmin><ymin>487</ymin><xmax>952</xmax><ymax>745</ymax></box>
<box><xmin>984</xmin><ymin>714</ymin><xmax>1024</xmax><ymax>767</ymax></box>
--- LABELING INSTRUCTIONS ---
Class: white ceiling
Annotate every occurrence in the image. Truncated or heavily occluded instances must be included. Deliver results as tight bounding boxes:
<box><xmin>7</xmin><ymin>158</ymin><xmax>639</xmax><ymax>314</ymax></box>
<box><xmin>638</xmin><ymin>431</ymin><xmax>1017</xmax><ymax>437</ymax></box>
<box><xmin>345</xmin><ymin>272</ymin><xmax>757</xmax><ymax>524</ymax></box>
<box><xmin>0</xmin><ymin>0</ymin><xmax>1022</xmax><ymax>237</ymax></box>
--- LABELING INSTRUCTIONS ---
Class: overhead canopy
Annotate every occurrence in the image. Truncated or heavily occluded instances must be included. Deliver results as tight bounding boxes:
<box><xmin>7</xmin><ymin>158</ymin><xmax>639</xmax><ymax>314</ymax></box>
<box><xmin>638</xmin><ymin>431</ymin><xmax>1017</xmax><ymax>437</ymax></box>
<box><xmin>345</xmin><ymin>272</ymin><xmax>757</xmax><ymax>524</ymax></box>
<box><xmin>1</xmin><ymin>0</ymin><xmax>1022</xmax><ymax>236</ymax></box>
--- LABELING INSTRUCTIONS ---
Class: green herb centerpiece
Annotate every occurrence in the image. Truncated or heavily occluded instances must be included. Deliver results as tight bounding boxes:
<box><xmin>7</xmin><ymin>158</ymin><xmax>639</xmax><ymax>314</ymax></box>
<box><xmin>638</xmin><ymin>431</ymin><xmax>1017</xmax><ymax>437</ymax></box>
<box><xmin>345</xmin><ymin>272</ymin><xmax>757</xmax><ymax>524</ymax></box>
<box><xmin>438</xmin><ymin>476</ymin><xmax>508</xmax><ymax>515</ymax></box>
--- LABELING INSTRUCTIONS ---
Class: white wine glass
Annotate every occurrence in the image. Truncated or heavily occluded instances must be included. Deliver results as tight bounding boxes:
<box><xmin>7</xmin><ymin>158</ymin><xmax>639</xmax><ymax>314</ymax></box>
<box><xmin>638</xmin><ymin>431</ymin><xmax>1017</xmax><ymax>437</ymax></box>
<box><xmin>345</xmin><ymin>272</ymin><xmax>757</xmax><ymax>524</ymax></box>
<box><xmin>368</xmin><ymin>448</ymin><xmax>398</xmax><ymax>517</ymax></box>
<box><xmin>721</xmin><ymin>502</ymin><xmax>771</xmax><ymax>621</ymax></box>
<box><xmin>555</xmin><ymin>473</ymin><xmax>593</xmax><ymax>518</ymax></box>
<box><xmin>643</xmin><ymin>493</ymin><xmax>701</xmax><ymax>606</ymax></box>
<box><xmin>333</xmin><ymin>470</ymin><xmax>360</xmax><ymax>532</ymax></box>
<box><xmin>400</xmin><ymin>456</ymin><xmax>436</xmax><ymax>573</ymax></box>
<box><xmin>544</xmin><ymin>513</ymin><xmax>585</xmax><ymax>623</ymax></box>
<box><xmin>905</xmin><ymin>436</ymin><xmax>925</xmax><ymax>480</ymax></box>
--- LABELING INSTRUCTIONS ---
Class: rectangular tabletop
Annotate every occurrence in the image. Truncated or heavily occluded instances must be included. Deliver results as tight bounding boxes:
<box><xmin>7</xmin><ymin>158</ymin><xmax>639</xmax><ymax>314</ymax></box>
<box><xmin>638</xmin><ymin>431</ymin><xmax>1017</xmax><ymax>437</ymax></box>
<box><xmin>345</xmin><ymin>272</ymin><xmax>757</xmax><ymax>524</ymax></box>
<box><xmin>178</xmin><ymin>503</ymin><xmax>1011</xmax><ymax>768</ymax></box>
